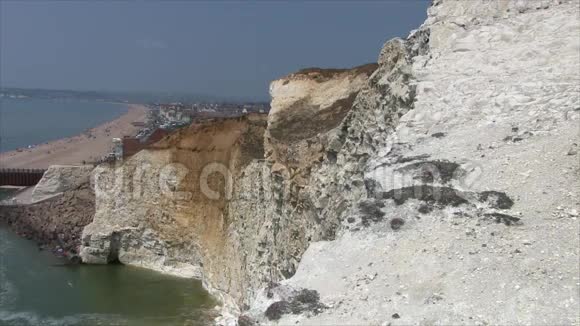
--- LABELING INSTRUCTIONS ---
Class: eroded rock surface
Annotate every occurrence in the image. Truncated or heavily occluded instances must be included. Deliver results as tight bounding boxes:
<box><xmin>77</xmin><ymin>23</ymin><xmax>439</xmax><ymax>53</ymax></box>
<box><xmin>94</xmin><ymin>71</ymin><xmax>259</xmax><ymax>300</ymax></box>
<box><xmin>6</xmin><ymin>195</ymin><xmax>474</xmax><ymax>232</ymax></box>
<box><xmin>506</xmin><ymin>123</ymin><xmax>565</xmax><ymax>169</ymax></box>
<box><xmin>31</xmin><ymin>165</ymin><xmax>94</xmax><ymax>203</ymax></box>
<box><xmin>79</xmin><ymin>0</ymin><xmax>579</xmax><ymax>325</ymax></box>
<box><xmin>80</xmin><ymin>114</ymin><xmax>270</xmax><ymax>310</ymax></box>
<box><xmin>0</xmin><ymin>165</ymin><xmax>94</xmax><ymax>256</ymax></box>
<box><xmin>266</xmin><ymin>64</ymin><xmax>377</xmax><ymax>173</ymax></box>
<box><xmin>271</xmin><ymin>0</ymin><xmax>580</xmax><ymax>325</ymax></box>
<box><xmin>80</xmin><ymin>52</ymin><xmax>409</xmax><ymax>317</ymax></box>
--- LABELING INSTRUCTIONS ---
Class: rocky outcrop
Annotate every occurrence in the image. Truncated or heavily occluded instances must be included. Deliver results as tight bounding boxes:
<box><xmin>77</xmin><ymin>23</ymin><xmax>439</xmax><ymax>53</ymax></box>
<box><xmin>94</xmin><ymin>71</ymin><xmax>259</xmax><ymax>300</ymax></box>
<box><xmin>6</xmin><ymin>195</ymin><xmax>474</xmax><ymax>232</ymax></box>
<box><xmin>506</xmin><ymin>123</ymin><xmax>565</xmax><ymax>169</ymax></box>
<box><xmin>80</xmin><ymin>0</ymin><xmax>579</xmax><ymax>325</ymax></box>
<box><xmin>31</xmin><ymin>165</ymin><xmax>94</xmax><ymax>202</ymax></box>
<box><xmin>267</xmin><ymin>0</ymin><xmax>580</xmax><ymax>325</ymax></box>
<box><xmin>80</xmin><ymin>114</ymin><xmax>269</xmax><ymax>308</ymax></box>
<box><xmin>266</xmin><ymin>64</ymin><xmax>376</xmax><ymax>173</ymax></box>
<box><xmin>235</xmin><ymin>22</ymin><xmax>429</xmax><ymax>326</ymax></box>
<box><xmin>0</xmin><ymin>165</ymin><xmax>94</xmax><ymax>256</ymax></box>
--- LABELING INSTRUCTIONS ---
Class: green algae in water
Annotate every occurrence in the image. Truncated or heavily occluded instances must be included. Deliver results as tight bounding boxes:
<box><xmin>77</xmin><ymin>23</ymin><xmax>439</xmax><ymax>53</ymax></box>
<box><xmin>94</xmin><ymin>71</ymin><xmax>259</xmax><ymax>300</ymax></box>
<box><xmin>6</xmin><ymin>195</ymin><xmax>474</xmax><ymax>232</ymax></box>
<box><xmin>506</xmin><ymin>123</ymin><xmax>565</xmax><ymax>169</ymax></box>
<box><xmin>0</xmin><ymin>226</ymin><xmax>217</xmax><ymax>326</ymax></box>
<box><xmin>0</xmin><ymin>188</ymin><xmax>19</xmax><ymax>202</ymax></box>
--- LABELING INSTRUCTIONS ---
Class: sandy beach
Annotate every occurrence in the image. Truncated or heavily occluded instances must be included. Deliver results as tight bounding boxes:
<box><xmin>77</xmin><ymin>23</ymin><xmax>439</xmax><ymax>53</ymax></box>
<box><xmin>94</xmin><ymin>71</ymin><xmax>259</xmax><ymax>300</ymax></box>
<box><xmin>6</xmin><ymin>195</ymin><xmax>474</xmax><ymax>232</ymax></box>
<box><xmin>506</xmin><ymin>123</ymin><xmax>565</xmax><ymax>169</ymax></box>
<box><xmin>0</xmin><ymin>104</ymin><xmax>148</xmax><ymax>169</ymax></box>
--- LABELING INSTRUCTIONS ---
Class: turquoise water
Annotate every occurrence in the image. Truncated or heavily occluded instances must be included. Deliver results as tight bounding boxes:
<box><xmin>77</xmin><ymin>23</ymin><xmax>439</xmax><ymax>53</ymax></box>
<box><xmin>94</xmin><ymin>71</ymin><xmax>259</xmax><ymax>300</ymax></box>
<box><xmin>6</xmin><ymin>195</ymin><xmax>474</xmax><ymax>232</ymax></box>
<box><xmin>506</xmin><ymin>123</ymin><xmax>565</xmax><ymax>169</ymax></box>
<box><xmin>0</xmin><ymin>227</ymin><xmax>216</xmax><ymax>326</ymax></box>
<box><xmin>0</xmin><ymin>98</ymin><xmax>127</xmax><ymax>153</ymax></box>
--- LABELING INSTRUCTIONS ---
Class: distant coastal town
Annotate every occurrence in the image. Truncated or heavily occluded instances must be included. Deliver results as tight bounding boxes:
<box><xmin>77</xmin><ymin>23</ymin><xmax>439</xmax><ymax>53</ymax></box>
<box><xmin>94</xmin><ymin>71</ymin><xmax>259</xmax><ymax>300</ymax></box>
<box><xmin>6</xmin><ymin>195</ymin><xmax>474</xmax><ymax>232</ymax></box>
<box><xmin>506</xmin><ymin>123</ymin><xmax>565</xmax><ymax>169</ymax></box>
<box><xmin>108</xmin><ymin>101</ymin><xmax>269</xmax><ymax>162</ymax></box>
<box><xmin>0</xmin><ymin>87</ymin><xmax>270</xmax><ymax>168</ymax></box>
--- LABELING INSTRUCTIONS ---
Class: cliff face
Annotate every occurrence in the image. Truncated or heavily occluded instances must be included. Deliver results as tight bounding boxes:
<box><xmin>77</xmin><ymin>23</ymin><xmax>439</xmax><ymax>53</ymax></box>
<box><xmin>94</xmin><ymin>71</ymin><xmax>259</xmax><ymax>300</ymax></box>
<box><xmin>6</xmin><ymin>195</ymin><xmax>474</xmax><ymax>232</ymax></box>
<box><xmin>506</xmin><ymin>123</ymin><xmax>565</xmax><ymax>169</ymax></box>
<box><xmin>80</xmin><ymin>59</ymin><xmax>392</xmax><ymax>310</ymax></box>
<box><xmin>81</xmin><ymin>0</ymin><xmax>579</xmax><ymax>325</ymax></box>
<box><xmin>80</xmin><ymin>114</ymin><xmax>268</xmax><ymax>305</ymax></box>
<box><xmin>266</xmin><ymin>0</ymin><xmax>580</xmax><ymax>325</ymax></box>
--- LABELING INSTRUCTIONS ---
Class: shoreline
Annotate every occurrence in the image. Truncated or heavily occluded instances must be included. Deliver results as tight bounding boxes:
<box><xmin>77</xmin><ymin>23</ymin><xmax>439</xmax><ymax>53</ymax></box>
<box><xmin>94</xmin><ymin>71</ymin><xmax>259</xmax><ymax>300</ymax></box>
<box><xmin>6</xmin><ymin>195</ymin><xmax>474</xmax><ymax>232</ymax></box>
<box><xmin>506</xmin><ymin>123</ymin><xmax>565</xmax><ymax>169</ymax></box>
<box><xmin>0</xmin><ymin>104</ymin><xmax>149</xmax><ymax>169</ymax></box>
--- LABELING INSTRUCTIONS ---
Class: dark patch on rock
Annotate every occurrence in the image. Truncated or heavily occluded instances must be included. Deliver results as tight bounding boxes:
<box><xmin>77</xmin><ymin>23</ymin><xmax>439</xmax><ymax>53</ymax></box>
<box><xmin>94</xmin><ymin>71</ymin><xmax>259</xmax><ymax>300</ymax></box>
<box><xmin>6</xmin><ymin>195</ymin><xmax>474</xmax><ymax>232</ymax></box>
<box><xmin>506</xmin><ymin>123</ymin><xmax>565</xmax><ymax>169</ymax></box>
<box><xmin>372</xmin><ymin>154</ymin><xmax>431</xmax><ymax>171</ymax></box>
<box><xmin>321</xmin><ymin>226</ymin><xmax>337</xmax><ymax>241</ymax></box>
<box><xmin>390</xmin><ymin>217</ymin><xmax>405</xmax><ymax>230</ymax></box>
<box><xmin>281</xmin><ymin>265</ymin><xmax>296</xmax><ymax>279</ymax></box>
<box><xmin>107</xmin><ymin>231</ymin><xmax>122</xmax><ymax>263</ymax></box>
<box><xmin>292</xmin><ymin>63</ymin><xmax>378</xmax><ymax>82</ymax></box>
<box><xmin>382</xmin><ymin>185</ymin><xmax>469</xmax><ymax>207</ymax></box>
<box><xmin>347</xmin><ymin>217</ymin><xmax>356</xmax><ymax>223</ymax></box>
<box><xmin>364</xmin><ymin>178</ymin><xmax>380</xmax><ymax>198</ymax></box>
<box><xmin>484</xmin><ymin>212</ymin><xmax>521</xmax><ymax>226</ymax></box>
<box><xmin>478</xmin><ymin>191</ymin><xmax>514</xmax><ymax>209</ymax></box>
<box><xmin>567</xmin><ymin>143</ymin><xmax>578</xmax><ymax>156</ymax></box>
<box><xmin>68</xmin><ymin>254</ymin><xmax>82</xmax><ymax>264</ymax></box>
<box><xmin>383</xmin><ymin>186</ymin><xmax>516</xmax><ymax>223</ymax></box>
<box><xmin>431</xmin><ymin>132</ymin><xmax>446</xmax><ymax>138</ymax></box>
<box><xmin>425</xmin><ymin>293</ymin><xmax>444</xmax><ymax>304</ymax></box>
<box><xmin>294</xmin><ymin>289</ymin><xmax>320</xmax><ymax>304</ymax></box>
<box><xmin>395</xmin><ymin>154</ymin><xmax>431</xmax><ymax>164</ymax></box>
<box><xmin>326</xmin><ymin>150</ymin><xmax>338</xmax><ymax>164</ymax></box>
<box><xmin>504</xmin><ymin>132</ymin><xmax>530</xmax><ymax>143</ymax></box>
<box><xmin>358</xmin><ymin>200</ymin><xmax>386</xmax><ymax>226</ymax></box>
<box><xmin>269</xmin><ymin>92</ymin><xmax>359</xmax><ymax>144</ymax></box>
<box><xmin>265</xmin><ymin>282</ymin><xmax>279</xmax><ymax>299</ymax></box>
<box><xmin>397</xmin><ymin>160</ymin><xmax>463</xmax><ymax>184</ymax></box>
<box><xmin>265</xmin><ymin>301</ymin><xmax>290</xmax><ymax>321</ymax></box>
<box><xmin>289</xmin><ymin>289</ymin><xmax>326</xmax><ymax>316</ymax></box>
<box><xmin>407</xmin><ymin>27</ymin><xmax>431</xmax><ymax>57</ymax></box>
<box><xmin>238</xmin><ymin>315</ymin><xmax>256</xmax><ymax>326</ymax></box>
<box><xmin>392</xmin><ymin>313</ymin><xmax>401</xmax><ymax>319</ymax></box>
<box><xmin>265</xmin><ymin>289</ymin><xmax>326</xmax><ymax>321</ymax></box>
<box><xmin>418</xmin><ymin>203</ymin><xmax>434</xmax><ymax>214</ymax></box>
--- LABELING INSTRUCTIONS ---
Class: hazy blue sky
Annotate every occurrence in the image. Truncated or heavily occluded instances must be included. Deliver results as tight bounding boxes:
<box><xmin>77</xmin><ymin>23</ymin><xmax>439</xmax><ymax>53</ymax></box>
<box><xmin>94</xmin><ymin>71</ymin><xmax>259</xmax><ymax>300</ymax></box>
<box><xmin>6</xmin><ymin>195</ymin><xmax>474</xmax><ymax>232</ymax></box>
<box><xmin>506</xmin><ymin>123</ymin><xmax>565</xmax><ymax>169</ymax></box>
<box><xmin>0</xmin><ymin>1</ymin><xmax>429</xmax><ymax>100</ymax></box>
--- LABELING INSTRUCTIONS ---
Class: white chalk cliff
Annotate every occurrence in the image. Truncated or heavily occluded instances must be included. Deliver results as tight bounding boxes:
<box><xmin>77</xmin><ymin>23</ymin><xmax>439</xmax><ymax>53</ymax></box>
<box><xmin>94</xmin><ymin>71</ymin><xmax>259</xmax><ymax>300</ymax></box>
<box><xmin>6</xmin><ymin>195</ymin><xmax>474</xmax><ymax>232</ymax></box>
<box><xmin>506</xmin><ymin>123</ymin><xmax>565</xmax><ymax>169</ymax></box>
<box><xmin>80</xmin><ymin>0</ymin><xmax>580</xmax><ymax>325</ymax></box>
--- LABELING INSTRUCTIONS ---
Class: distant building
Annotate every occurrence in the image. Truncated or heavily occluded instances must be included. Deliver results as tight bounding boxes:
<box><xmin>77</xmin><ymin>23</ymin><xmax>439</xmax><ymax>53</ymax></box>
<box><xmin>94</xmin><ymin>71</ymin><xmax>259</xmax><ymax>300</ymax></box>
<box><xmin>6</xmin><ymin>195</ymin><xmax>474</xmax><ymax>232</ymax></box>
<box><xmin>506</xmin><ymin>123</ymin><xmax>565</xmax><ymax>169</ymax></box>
<box><xmin>112</xmin><ymin>138</ymin><xmax>123</xmax><ymax>161</ymax></box>
<box><xmin>121</xmin><ymin>129</ymin><xmax>169</xmax><ymax>159</ymax></box>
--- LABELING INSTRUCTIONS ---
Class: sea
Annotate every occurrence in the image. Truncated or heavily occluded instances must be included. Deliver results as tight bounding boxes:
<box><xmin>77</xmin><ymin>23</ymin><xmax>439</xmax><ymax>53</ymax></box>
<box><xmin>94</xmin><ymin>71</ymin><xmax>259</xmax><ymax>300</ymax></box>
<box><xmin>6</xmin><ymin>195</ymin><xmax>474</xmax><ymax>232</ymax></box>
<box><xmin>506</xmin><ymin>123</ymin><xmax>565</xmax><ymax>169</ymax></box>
<box><xmin>0</xmin><ymin>98</ymin><xmax>215</xmax><ymax>325</ymax></box>
<box><xmin>0</xmin><ymin>98</ymin><xmax>126</xmax><ymax>153</ymax></box>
